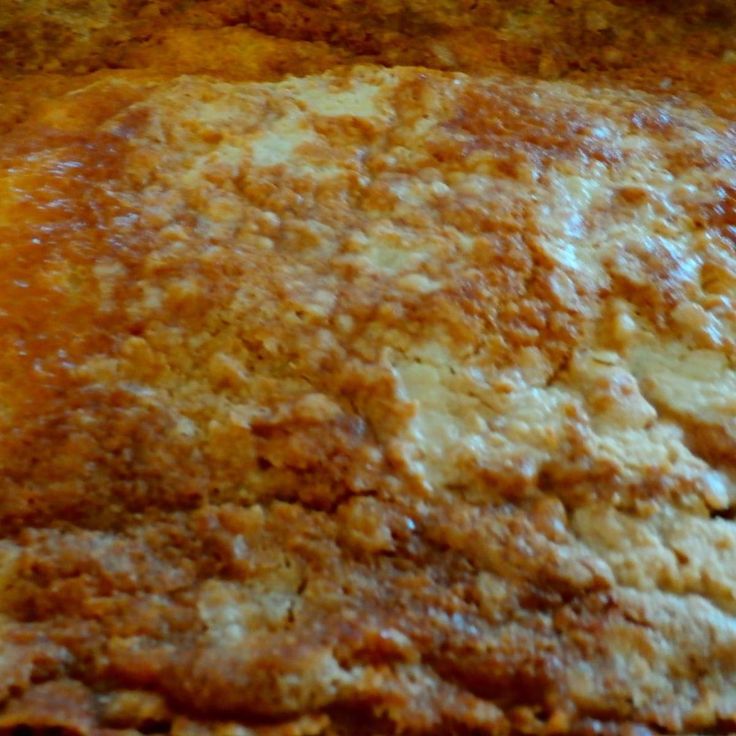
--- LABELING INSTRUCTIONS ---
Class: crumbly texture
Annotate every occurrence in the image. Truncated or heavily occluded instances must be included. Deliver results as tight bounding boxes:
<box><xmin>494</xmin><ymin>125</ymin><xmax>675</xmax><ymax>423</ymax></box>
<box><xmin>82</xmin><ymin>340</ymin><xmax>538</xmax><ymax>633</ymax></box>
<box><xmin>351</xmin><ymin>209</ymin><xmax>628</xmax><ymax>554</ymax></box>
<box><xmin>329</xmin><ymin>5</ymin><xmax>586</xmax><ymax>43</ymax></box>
<box><xmin>1</xmin><ymin>3</ymin><xmax>736</xmax><ymax>736</ymax></box>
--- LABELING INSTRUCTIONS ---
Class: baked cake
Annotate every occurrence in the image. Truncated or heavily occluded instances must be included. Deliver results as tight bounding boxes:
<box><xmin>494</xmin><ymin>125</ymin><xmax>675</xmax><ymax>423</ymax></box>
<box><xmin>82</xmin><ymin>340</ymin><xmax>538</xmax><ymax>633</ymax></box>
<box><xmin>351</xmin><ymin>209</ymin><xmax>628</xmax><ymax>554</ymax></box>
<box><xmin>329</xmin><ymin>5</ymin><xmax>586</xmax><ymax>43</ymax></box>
<box><xmin>0</xmin><ymin>2</ymin><xmax>735</xmax><ymax>734</ymax></box>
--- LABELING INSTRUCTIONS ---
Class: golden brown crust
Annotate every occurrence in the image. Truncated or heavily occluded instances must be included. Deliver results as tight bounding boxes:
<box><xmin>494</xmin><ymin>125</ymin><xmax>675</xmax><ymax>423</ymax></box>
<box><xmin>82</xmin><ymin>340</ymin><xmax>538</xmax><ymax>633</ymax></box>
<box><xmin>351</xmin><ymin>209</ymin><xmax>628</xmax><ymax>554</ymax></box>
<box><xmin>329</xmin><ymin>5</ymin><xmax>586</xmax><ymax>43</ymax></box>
<box><xmin>1</xmin><ymin>64</ymin><xmax>736</xmax><ymax>734</ymax></box>
<box><xmin>1</xmin><ymin>3</ymin><xmax>736</xmax><ymax>735</ymax></box>
<box><xmin>3</xmin><ymin>1</ymin><xmax>736</xmax><ymax>97</ymax></box>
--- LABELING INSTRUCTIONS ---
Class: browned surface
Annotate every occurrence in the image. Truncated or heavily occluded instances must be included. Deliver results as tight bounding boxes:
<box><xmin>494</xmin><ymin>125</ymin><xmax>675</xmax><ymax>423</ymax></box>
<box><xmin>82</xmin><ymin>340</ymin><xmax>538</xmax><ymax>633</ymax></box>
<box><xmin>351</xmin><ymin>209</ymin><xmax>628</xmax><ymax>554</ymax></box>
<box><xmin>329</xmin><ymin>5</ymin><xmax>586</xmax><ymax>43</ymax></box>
<box><xmin>1</xmin><ymin>3</ymin><xmax>736</xmax><ymax>735</ymax></box>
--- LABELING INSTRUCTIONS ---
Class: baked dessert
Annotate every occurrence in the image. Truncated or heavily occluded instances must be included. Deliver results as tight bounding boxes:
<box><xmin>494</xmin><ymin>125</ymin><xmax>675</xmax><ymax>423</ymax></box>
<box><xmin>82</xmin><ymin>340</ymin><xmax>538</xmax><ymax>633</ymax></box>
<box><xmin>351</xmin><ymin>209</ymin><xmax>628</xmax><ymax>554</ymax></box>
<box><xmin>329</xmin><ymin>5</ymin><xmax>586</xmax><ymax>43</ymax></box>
<box><xmin>1</xmin><ymin>2</ymin><xmax>735</xmax><ymax>735</ymax></box>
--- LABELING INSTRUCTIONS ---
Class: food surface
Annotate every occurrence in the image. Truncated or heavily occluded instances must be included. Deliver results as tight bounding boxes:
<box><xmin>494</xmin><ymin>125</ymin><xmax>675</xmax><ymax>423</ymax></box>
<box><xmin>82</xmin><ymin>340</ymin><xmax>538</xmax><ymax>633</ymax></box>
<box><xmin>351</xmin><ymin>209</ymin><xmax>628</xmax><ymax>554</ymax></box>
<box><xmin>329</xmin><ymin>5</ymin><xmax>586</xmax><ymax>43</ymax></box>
<box><xmin>1</xmin><ymin>3</ymin><xmax>736</xmax><ymax>735</ymax></box>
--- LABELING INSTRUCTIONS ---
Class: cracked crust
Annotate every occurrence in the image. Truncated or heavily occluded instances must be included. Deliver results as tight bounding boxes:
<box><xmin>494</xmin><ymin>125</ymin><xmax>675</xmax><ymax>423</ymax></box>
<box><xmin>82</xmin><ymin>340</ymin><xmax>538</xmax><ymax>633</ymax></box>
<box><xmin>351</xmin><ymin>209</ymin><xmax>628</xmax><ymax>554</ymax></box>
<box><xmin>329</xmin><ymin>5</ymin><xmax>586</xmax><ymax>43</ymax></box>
<box><xmin>0</xmin><ymin>63</ymin><xmax>735</xmax><ymax>734</ymax></box>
